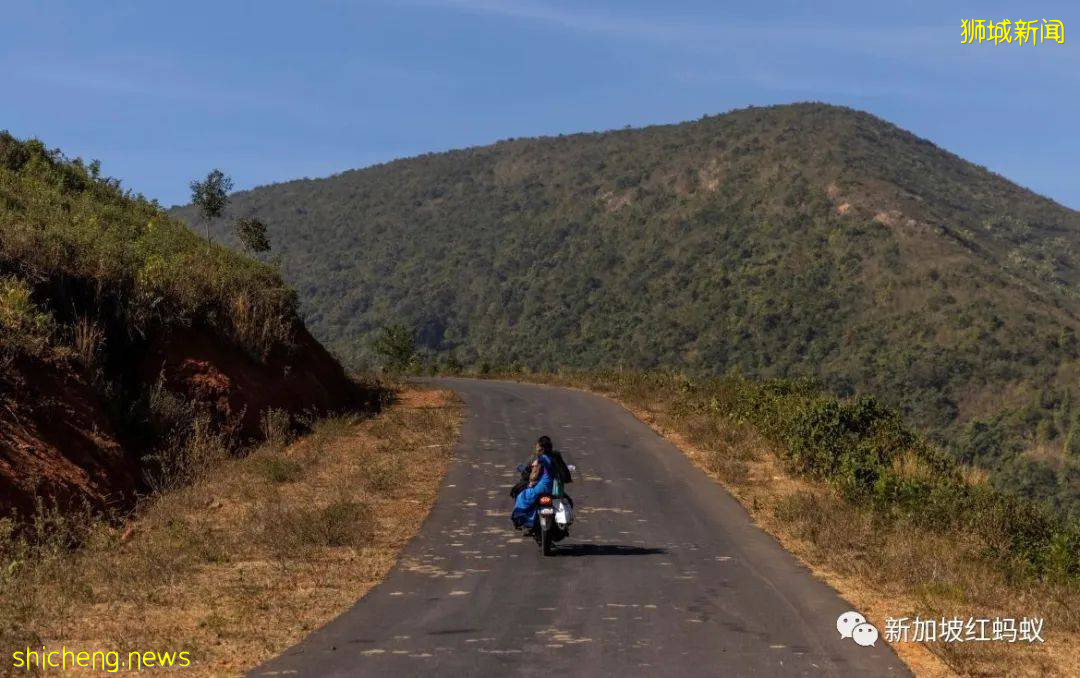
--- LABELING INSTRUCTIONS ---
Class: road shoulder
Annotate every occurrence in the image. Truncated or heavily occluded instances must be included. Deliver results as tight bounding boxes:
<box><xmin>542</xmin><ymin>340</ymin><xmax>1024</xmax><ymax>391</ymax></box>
<box><xmin>5</xmin><ymin>386</ymin><xmax>461</xmax><ymax>677</ymax></box>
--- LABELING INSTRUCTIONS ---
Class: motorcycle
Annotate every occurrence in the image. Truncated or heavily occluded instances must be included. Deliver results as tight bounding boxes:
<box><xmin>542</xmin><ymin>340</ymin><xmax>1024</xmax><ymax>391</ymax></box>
<box><xmin>513</xmin><ymin>462</ymin><xmax>575</xmax><ymax>556</ymax></box>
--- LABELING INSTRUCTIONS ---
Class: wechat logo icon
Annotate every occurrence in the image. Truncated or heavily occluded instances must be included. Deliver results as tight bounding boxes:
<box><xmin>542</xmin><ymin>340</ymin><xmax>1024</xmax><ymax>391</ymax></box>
<box><xmin>837</xmin><ymin>611</ymin><xmax>879</xmax><ymax>648</ymax></box>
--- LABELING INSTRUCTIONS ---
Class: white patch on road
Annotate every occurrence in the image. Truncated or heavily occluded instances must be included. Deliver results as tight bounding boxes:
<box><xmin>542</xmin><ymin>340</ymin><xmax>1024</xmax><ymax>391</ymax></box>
<box><xmin>535</xmin><ymin>627</ymin><xmax>594</xmax><ymax>644</ymax></box>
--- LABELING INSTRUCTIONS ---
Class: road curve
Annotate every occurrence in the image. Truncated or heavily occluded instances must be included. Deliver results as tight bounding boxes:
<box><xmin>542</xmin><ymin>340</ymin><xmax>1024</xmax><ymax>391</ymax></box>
<box><xmin>253</xmin><ymin>378</ymin><xmax>910</xmax><ymax>677</ymax></box>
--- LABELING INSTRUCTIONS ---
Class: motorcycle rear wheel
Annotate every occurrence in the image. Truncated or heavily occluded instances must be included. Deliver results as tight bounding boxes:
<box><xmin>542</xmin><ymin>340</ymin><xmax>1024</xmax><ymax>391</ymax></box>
<box><xmin>540</xmin><ymin>519</ymin><xmax>554</xmax><ymax>556</ymax></box>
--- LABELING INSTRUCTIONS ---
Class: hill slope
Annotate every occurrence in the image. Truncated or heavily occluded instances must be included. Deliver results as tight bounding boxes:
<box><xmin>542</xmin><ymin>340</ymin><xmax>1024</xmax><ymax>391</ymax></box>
<box><xmin>1</xmin><ymin>132</ymin><xmax>363</xmax><ymax>518</ymax></box>
<box><xmin>172</xmin><ymin>103</ymin><xmax>1080</xmax><ymax>518</ymax></box>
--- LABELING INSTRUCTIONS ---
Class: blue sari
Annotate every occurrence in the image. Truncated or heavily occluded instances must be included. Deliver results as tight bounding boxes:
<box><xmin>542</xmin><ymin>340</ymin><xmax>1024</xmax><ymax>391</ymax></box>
<box><xmin>511</xmin><ymin>454</ymin><xmax>554</xmax><ymax>528</ymax></box>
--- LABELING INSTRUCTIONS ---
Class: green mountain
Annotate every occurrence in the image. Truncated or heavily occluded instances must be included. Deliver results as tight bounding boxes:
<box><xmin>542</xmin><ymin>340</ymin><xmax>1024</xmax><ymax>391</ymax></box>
<box><xmin>171</xmin><ymin>103</ymin><xmax>1080</xmax><ymax>518</ymax></box>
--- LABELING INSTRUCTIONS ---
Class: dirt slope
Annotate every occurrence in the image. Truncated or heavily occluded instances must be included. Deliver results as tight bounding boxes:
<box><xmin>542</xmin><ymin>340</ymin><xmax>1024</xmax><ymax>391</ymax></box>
<box><xmin>0</xmin><ymin>323</ymin><xmax>363</xmax><ymax>520</ymax></box>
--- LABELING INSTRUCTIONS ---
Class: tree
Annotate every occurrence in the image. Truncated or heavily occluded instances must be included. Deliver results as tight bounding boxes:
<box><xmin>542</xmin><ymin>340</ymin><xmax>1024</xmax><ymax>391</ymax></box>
<box><xmin>234</xmin><ymin>216</ymin><xmax>271</xmax><ymax>253</ymax></box>
<box><xmin>189</xmin><ymin>169</ymin><xmax>233</xmax><ymax>242</ymax></box>
<box><xmin>372</xmin><ymin>324</ymin><xmax>417</xmax><ymax>372</ymax></box>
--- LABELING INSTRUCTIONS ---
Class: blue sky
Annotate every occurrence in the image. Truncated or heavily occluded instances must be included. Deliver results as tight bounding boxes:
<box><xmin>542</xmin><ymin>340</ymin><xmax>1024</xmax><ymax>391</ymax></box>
<box><xmin>2</xmin><ymin>1</ymin><xmax>1078</xmax><ymax>208</ymax></box>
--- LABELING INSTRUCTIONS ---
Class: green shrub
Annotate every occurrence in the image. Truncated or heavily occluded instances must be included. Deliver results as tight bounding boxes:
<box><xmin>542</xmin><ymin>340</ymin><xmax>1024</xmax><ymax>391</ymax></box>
<box><xmin>0</xmin><ymin>276</ymin><xmax>52</xmax><ymax>355</ymax></box>
<box><xmin>256</xmin><ymin>456</ymin><xmax>305</xmax><ymax>484</ymax></box>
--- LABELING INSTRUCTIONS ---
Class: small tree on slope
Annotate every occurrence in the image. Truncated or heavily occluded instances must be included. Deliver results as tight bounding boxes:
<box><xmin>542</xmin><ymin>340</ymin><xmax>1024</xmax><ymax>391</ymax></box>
<box><xmin>372</xmin><ymin>324</ymin><xmax>418</xmax><ymax>373</ymax></box>
<box><xmin>189</xmin><ymin>169</ymin><xmax>233</xmax><ymax>243</ymax></box>
<box><xmin>234</xmin><ymin>216</ymin><xmax>271</xmax><ymax>253</ymax></box>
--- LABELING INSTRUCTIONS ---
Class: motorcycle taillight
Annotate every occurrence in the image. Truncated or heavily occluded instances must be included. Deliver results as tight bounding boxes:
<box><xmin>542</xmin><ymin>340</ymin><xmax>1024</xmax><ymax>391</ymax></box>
<box><xmin>539</xmin><ymin>496</ymin><xmax>553</xmax><ymax>505</ymax></box>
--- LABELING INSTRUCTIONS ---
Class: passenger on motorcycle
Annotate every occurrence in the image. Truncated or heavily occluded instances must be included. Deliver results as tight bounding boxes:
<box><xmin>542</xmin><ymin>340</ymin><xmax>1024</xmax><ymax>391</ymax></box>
<box><xmin>511</xmin><ymin>436</ymin><xmax>556</xmax><ymax>529</ymax></box>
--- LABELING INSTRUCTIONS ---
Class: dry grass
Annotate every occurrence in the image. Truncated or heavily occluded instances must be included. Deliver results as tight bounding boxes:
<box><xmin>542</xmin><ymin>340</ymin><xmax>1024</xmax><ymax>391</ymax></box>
<box><xmin>0</xmin><ymin>387</ymin><xmax>460</xmax><ymax>677</ymax></box>
<box><xmin>71</xmin><ymin>317</ymin><xmax>104</xmax><ymax>369</ymax></box>
<box><xmin>519</xmin><ymin>373</ymin><xmax>1079</xmax><ymax>678</ymax></box>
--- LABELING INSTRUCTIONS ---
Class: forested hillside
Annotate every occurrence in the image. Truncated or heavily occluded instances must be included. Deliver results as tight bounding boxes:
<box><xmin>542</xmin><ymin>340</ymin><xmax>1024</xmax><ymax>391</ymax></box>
<box><xmin>172</xmin><ymin>103</ymin><xmax>1080</xmax><ymax>519</ymax></box>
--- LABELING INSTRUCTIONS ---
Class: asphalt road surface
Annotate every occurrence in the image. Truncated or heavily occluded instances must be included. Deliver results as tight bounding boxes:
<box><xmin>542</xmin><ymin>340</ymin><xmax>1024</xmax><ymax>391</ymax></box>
<box><xmin>254</xmin><ymin>378</ymin><xmax>910</xmax><ymax>677</ymax></box>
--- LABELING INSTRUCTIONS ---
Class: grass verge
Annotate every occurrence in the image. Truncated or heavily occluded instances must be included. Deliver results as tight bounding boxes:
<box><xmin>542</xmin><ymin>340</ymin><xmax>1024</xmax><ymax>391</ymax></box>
<box><xmin>0</xmin><ymin>386</ymin><xmax>460</xmax><ymax>677</ymax></box>
<box><xmin>503</xmin><ymin>370</ymin><xmax>1078</xmax><ymax>678</ymax></box>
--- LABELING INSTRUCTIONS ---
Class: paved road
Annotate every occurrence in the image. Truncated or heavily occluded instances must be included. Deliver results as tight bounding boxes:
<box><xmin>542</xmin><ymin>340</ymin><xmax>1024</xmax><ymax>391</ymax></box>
<box><xmin>254</xmin><ymin>378</ymin><xmax>910</xmax><ymax>677</ymax></box>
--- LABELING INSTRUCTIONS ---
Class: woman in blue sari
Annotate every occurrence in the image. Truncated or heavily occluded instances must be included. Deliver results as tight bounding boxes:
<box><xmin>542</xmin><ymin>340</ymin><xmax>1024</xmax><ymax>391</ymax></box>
<box><xmin>511</xmin><ymin>436</ymin><xmax>556</xmax><ymax>529</ymax></box>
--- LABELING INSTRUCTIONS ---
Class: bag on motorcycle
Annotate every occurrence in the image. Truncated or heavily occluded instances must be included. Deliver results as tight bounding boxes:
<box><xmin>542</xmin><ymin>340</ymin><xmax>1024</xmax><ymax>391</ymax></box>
<box><xmin>554</xmin><ymin>497</ymin><xmax>573</xmax><ymax>527</ymax></box>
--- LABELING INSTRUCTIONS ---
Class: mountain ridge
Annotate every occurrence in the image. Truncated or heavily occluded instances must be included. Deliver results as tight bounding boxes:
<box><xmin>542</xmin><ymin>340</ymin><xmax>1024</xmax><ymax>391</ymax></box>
<box><xmin>171</xmin><ymin>102</ymin><xmax>1080</xmax><ymax>518</ymax></box>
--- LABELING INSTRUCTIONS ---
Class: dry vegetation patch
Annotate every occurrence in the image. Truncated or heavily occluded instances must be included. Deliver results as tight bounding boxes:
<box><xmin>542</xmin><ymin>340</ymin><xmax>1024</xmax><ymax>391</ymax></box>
<box><xmin>0</xmin><ymin>387</ymin><xmax>460</xmax><ymax>677</ymax></box>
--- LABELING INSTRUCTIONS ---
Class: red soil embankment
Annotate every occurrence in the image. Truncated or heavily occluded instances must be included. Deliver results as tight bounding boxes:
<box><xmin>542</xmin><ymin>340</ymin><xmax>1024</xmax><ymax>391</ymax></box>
<box><xmin>141</xmin><ymin>324</ymin><xmax>360</xmax><ymax>443</ymax></box>
<box><xmin>0</xmin><ymin>354</ymin><xmax>137</xmax><ymax>518</ymax></box>
<box><xmin>0</xmin><ymin>324</ymin><xmax>364</xmax><ymax>520</ymax></box>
